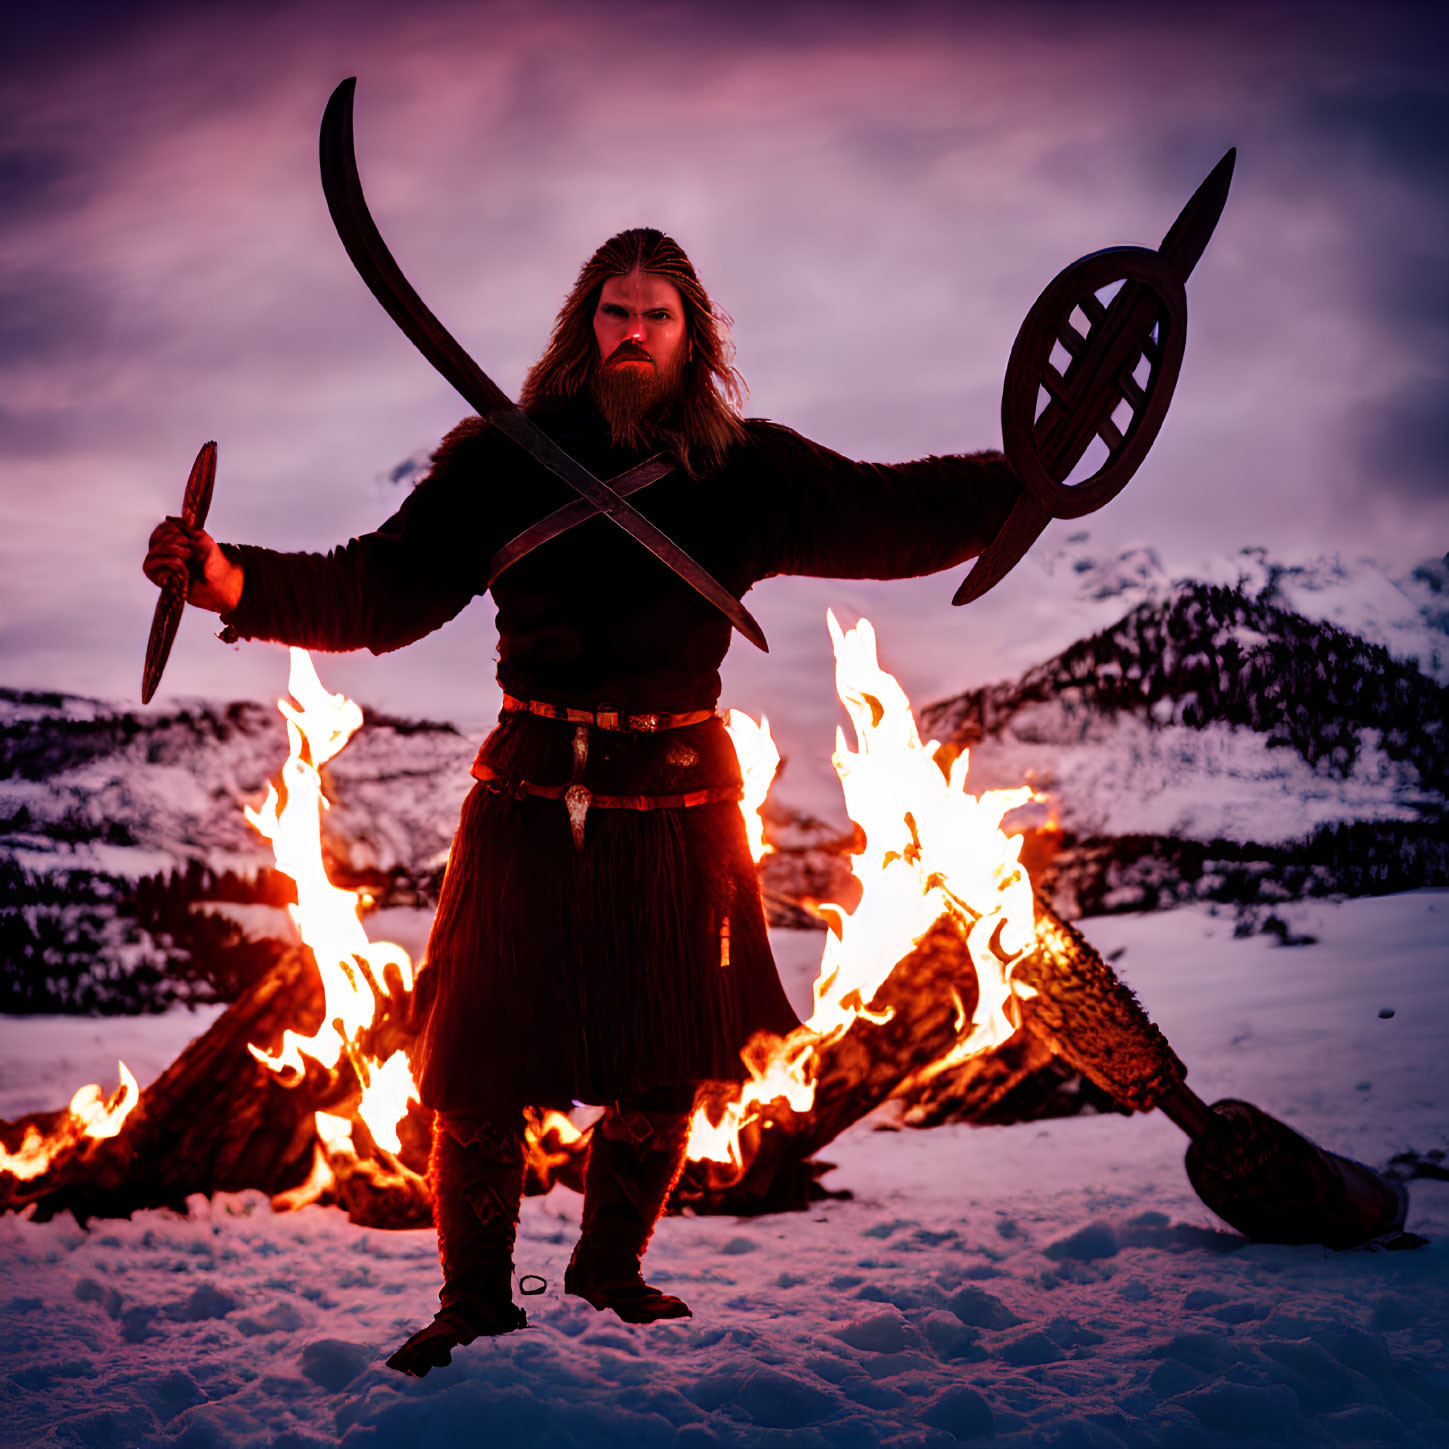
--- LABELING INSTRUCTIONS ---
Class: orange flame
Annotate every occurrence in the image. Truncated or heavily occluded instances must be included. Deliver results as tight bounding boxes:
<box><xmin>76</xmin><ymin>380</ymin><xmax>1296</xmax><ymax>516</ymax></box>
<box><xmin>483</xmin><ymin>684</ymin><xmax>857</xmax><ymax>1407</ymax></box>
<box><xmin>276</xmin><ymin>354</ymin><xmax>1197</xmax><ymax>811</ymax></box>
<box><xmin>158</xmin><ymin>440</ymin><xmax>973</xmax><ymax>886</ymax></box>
<box><xmin>242</xmin><ymin>652</ymin><xmax>804</xmax><ymax>1189</ymax></box>
<box><xmin>241</xmin><ymin>625</ymin><xmax>1034</xmax><ymax>1190</ymax></box>
<box><xmin>687</xmin><ymin>612</ymin><xmax>1039</xmax><ymax>1168</ymax></box>
<box><xmin>0</xmin><ymin>1062</ymin><xmax>139</xmax><ymax>1182</ymax></box>
<box><xmin>723</xmin><ymin>708</ymin><xmax>780</xmax><ymax>862</ymax></box>
<box><xmin>67</xmin><ymin>1063</ymin><xmax>141</xmax><ymax>1139</ymax></box>
<box><xmin>245</xmin><ymin>649</ymin><xmax>420</xmax><ymax>1157</ymax></box>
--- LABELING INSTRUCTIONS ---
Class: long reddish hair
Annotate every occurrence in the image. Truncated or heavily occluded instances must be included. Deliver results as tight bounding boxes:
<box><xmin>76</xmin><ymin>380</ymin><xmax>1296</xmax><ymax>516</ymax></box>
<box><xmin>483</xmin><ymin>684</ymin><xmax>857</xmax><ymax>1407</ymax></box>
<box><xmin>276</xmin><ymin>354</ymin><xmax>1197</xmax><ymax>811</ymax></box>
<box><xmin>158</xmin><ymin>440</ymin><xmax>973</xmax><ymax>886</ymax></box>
<box><xmin>520</xmin><ymin>228</ymin><xmax>747</xmax><ymax>476</ymax></box>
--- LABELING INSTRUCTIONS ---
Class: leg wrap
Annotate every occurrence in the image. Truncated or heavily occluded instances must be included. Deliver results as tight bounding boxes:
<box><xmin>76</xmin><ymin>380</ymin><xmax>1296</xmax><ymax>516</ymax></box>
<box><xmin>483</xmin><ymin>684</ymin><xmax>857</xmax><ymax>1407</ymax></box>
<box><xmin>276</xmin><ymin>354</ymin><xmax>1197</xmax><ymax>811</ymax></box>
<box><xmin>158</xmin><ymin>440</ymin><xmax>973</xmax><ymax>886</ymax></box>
<box><xmin>431</xmin><ymin>1112</ymin><xmax>526</xmax><ymax>1314</ymax></box>
<box><xmin>386</xmin><ymin>1115</ymin><xmax>527</xmax><ymax>1377</ymax></box>
<box><xmin>566</xmin><ymin>1100</ymin><xmax>693</xmax><ymax>1321</ymax></box>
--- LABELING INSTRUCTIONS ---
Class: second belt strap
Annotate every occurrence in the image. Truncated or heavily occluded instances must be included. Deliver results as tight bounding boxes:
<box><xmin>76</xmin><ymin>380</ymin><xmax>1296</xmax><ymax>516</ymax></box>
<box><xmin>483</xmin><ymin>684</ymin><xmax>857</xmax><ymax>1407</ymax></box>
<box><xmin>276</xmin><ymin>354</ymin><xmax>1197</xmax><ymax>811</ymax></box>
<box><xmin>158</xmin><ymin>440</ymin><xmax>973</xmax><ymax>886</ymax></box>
<box><xmin>472</xmin><ymin>721</ymin><xmax>740</xmax><ymax>852</ymax></box>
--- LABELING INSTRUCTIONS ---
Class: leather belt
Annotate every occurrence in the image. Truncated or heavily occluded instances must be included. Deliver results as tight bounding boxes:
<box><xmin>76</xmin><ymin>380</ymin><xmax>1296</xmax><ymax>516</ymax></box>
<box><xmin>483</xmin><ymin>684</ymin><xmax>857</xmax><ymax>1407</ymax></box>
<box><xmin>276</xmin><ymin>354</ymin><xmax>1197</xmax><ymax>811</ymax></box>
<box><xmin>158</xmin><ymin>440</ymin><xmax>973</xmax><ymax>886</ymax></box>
<box><xmin>501</xmin><ymin>693</ymin><xmax>715</xmax><ymax>733</ymax></box>
<box><xmin>471</xmin><ymin>763</ymin><xmax>740</xmax><ymax>813</ymax></box>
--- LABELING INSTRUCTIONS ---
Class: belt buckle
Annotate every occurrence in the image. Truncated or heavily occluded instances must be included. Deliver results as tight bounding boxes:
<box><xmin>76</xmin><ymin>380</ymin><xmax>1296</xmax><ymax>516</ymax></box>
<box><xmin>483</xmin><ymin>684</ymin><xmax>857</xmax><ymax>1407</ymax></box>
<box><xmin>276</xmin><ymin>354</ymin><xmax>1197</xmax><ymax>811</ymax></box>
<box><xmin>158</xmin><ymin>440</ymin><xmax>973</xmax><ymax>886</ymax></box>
<box><xmin>634</xmin><ymin>713</ymin><xmax>660</xmax><ymax>733</ymax></box>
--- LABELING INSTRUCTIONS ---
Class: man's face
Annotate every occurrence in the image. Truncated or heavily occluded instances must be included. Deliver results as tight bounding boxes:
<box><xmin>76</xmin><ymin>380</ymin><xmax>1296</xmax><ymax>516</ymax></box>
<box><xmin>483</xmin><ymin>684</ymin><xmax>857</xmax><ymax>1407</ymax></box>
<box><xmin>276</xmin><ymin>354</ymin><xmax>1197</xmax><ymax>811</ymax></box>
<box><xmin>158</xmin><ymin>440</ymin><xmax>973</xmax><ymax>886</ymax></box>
<box><xmin>593</xmin><ymin>271</ymin><xmax>688</xmax><ymax>377</ymax></box>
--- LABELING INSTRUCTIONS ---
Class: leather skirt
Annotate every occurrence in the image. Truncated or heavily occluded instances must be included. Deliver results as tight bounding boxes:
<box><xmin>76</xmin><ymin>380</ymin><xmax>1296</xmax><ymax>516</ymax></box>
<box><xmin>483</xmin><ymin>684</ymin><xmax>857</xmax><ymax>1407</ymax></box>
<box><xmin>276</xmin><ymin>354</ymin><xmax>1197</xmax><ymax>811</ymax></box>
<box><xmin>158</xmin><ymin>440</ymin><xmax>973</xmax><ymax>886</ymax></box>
<box><xmin>411</xmin><ymin>710</ymin><xmax>800</xmax><ymax>1114</ymax></box>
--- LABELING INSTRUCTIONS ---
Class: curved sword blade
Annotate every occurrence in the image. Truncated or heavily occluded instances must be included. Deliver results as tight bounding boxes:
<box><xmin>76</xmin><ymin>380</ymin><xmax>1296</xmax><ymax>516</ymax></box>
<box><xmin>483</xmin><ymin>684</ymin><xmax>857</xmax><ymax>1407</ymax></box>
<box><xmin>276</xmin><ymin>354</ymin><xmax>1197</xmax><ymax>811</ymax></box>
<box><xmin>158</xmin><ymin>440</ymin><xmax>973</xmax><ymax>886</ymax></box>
<box><xmin>320</xmin><ymin>79</ymin><xmax>512</xmax><ymax>417</ymax></box>
<box><xmin>319</xmin><ymin>78</ymin><xmax>767</xmax><ymax>653</ymax></box>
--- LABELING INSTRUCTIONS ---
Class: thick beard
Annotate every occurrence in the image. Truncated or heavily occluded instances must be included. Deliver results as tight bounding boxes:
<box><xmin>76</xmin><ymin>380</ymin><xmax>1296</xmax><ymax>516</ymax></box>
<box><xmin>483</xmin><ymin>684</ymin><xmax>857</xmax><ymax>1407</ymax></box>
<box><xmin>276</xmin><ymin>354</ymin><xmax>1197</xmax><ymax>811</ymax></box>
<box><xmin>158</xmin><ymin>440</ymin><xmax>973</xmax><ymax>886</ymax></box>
<box><xmin>591</xmin><ymin>353</ymin><xmax>684</xmax><ymax>452</ymax></box>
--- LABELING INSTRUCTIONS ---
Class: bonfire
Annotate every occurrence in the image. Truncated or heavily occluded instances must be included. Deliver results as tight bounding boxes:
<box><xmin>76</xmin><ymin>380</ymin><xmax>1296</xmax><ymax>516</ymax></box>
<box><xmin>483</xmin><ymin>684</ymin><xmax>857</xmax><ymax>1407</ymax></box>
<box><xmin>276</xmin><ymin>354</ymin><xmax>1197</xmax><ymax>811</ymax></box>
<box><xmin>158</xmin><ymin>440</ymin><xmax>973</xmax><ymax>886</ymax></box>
<box><xmin>0</xmin><ymin>618</ymin><xmax>1409</xmax><ymax>1251</ymax></box>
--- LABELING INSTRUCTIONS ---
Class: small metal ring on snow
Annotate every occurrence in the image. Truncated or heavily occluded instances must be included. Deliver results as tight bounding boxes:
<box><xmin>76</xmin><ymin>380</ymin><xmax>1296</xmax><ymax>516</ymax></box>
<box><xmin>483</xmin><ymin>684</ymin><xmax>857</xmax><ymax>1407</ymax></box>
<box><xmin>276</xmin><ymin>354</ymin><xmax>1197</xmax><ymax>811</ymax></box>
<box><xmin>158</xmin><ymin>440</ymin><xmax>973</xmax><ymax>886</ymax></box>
<box><xmin>519</xmin><ymin>1275</ymin><xmax>547</xmax><ymax>1296</ymax></box>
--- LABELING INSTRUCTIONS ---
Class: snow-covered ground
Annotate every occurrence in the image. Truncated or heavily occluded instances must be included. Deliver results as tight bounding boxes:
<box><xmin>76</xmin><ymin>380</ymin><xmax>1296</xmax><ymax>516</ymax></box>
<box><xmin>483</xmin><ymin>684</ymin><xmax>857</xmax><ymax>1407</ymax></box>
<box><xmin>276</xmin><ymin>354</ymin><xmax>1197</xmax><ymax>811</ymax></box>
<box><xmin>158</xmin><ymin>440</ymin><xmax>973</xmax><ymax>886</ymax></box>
<box><xmin>2</xmin><ymin>892</ymin><xmax>1447</xmax><ymax>1448</ymax></box>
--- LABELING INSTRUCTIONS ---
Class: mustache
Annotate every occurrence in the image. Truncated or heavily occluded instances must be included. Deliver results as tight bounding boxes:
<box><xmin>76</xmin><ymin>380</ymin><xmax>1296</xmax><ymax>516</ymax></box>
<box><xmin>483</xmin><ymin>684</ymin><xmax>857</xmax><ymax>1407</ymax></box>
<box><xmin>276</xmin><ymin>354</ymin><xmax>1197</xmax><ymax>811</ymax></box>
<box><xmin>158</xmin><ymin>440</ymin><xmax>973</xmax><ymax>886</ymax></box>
<box><xmin>603</xmin><ymin>340</ymin><xmax>656</xmax><ymax>370</ymax></box>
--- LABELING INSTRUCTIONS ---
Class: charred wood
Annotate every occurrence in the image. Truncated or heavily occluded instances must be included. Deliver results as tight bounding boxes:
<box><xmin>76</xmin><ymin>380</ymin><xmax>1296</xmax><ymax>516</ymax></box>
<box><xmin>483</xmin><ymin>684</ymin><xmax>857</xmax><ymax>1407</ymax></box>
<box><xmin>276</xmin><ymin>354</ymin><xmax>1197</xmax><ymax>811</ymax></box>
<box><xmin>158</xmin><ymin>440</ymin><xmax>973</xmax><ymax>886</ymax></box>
<box><xmin>894</xmin><ymin>1027</ymin><xmax>1127</xmax><ymax>1129</ymax></box>
<box><xmin>1</xmin><ymin>949</ymin><xmax>329</xmax><ymax>1223</ymax></box>
<box><xmin>1015</xmin><ymin>895</ymin><xmax>1187</xmax><ymax>1111</ymax></box>
<box><xmin>674</xmin><ymin>913</ymin><xmax>976</xmax><ymax>1214</ymax></box>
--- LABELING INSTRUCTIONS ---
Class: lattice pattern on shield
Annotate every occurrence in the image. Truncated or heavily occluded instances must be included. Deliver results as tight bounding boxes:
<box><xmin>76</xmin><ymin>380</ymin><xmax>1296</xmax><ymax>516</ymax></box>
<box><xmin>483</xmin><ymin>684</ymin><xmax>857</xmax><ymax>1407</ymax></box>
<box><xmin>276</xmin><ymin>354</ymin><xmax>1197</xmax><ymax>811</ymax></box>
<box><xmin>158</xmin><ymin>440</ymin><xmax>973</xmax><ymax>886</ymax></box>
<box><xmin>1006</xmin><ymin>248</ymin><xmax>1187</xmax><ymax>522</ymax></box>
<box><xmin>1036</xmin><ymin>281</ymin><xmax>1175</xmax><ymax>489</ymax></box>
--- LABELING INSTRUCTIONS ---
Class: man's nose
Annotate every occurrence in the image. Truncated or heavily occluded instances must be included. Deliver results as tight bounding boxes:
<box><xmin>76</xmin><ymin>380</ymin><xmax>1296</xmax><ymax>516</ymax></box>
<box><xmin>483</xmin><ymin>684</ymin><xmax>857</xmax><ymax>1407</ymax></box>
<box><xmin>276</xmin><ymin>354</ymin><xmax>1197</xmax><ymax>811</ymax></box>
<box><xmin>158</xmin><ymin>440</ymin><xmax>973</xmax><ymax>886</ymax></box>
<box><xmin>625</xmin><ymin>315</ymin><xmax>647</xmax><ymax>341</ymax></box>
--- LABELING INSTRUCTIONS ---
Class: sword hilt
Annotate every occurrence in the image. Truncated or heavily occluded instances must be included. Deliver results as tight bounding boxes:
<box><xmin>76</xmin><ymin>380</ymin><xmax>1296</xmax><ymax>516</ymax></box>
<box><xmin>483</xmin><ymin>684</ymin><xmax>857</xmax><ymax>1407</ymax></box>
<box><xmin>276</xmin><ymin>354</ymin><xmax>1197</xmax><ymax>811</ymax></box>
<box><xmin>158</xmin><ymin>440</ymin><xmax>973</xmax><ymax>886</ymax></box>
<box><xmin>141</xmin><ymin>441</ymin><xmax>218</xmax><ymax>704</ymax></box>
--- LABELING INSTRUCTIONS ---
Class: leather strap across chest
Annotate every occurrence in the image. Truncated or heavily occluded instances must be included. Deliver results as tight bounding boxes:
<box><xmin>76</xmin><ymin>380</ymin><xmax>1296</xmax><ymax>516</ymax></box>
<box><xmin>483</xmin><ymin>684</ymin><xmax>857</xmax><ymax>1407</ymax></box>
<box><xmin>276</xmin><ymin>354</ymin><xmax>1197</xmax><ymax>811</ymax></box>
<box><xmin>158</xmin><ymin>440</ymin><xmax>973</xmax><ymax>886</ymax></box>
<box><xmin>484</xmin><ymin>456</ymin><xmax>675</xmax><ymax>589</ymax></box>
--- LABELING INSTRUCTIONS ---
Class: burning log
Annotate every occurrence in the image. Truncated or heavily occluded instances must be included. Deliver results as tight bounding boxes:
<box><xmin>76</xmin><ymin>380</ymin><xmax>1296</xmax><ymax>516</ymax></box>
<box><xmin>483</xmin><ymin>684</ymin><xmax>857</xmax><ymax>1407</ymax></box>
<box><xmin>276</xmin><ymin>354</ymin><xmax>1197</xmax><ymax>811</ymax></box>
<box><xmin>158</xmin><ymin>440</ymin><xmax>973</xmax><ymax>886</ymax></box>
<box><xmin>0</xmin><ymin>950</ymin><xmax>585</xmax><ymax>1229</ymax></box>
<box><xmin>676</xmin><ymin>913</ymin><xmax>977</xmax><ymax>1213</ymax></box>
<box><xmin>896</xmin><ymin>1028</ymin><xmax>1123</xmax><ymax>1129</ymax></box>
<box><xmin>673</xmin><ymin>890</ymin><xmax>1197</xmax><ymax>1215</ymax></box>
<box><xmin>673</xmin><ymin>614</ymin><xmax>1038</xmax><ymax>1210</ymax></box>
<box><xmin>1</xmin><ymin>950</ymin><xmax>329</xmax><ymax>1222</ymax></box>
<box><xmin>0</xmin><ymin>651</ymin><xmax>599</xmax><ymax>1230</ymax></box>
<box><xmin>887</xmin><ymin>895</ymin><xmax>1182</xmax><ymax>1131</ymax></box>
<box><xmin>677</xmin><ymin>886</ymin><xmax>1411</xmax><ymax>1247</ymax></box>
<box><xmin>1018</xmin><ymin>899</ymin><xmax>1187</xmax><ymax>1111</ymax></box>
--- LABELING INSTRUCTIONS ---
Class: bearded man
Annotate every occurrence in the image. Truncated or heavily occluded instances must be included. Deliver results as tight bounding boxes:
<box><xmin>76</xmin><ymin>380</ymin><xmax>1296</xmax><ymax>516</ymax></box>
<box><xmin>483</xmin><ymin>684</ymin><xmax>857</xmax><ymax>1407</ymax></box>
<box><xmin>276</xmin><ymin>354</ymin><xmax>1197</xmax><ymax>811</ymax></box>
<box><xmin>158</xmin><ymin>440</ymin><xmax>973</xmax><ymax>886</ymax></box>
<box><xmin>144</xmin><ymin>228</ymin><xmax>1021</xmax><ymax>1374</ymax></box>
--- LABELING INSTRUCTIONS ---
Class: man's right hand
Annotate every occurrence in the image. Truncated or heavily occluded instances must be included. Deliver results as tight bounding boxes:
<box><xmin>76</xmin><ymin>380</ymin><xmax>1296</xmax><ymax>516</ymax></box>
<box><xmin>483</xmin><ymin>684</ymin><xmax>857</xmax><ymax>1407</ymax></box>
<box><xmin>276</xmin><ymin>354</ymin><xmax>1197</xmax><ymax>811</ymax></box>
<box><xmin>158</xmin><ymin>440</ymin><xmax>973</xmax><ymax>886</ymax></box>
<box><xmin>143</xmin><ymin>518</ymin><xmax>244</xmax><ymax>615</ymax></box>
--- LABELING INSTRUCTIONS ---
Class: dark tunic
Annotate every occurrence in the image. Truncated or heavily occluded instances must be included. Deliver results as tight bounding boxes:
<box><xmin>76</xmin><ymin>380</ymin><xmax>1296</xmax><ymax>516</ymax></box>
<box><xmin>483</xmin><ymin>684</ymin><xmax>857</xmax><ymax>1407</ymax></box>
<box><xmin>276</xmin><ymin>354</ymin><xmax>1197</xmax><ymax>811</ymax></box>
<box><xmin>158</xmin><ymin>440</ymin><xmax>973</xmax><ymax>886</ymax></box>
<box><xmin>222</xmin><ymin>406</ymin><xmax>1018</xmax><ymax>1112</ymax></box>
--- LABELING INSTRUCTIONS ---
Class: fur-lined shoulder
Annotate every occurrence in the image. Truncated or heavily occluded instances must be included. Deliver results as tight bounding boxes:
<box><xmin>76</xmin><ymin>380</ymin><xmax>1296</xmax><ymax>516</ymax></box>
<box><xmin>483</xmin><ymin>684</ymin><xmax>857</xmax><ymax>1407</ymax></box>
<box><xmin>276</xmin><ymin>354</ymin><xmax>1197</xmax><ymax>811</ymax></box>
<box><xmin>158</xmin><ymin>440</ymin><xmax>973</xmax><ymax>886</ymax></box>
<box><xmin>741</xmin><ymin>417</ymin><xmax>800</xmax><ymax>442</ymax></box>
<box><xmin>431</xmin><ymin>414</ymin><xmax>493</xmax><ymax>468</ymax></box>
<box><xmin>738</xmin><ymin>417</ymin><xmax>815</xmax><ymax>460</ymax></box>
<box><xmin>742</xmin><ymin>416</ymin><xmax>1006</xmax><ymax>470</ymax></box>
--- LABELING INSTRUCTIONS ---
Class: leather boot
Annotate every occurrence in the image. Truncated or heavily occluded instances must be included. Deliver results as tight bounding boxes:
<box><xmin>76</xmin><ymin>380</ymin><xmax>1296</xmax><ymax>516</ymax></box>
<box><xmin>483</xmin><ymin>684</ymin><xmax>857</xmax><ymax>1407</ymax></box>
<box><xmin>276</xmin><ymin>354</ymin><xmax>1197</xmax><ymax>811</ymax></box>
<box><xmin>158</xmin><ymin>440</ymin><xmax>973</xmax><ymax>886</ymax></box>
<box><xmin>387</xmin><ymin>1114</ymin><xmax>527</xmax><ymax>1376</ymax></box>
<box><xmin>564</xmin><ymin>1104</ymin><xmax>692</xmax><ymax>1323</ymax></box>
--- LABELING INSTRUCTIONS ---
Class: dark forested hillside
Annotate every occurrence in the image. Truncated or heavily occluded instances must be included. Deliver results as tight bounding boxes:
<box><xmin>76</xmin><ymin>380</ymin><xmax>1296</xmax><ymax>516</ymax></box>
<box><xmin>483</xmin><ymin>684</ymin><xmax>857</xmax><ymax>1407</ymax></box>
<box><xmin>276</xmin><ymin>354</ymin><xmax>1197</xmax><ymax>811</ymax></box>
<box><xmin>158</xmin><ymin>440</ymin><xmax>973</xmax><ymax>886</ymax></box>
<box><xmin>1</xmin><ymin>688</ymin><xmax>470</xmax><ymax>1013</ymax></box>
<box><xmin>924</xmin><ymin>582</ymin><xmax>1446</xmax><ymax>794</ymax></box>
<box><xmin>923</xmin><ymin>568</ymin><xmax>1447</xmax><ymax>918</ymax></box>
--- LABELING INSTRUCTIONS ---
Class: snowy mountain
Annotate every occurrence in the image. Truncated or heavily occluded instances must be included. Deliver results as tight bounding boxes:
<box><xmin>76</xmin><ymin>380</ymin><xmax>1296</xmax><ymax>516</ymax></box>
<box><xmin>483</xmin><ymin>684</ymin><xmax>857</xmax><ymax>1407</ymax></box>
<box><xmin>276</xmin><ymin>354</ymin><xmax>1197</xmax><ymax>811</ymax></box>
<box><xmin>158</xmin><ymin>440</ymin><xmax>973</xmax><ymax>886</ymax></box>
<box><xmin>923</xmin><ymin>548</ymin><xmax>1448</xmax><ymax>917</ymax></box>
<box><xmin>3</xmin><ymin>548</ymin><xmax>1445</xmax><ymax>1010</ymax></box>
<box><xmin>0</xmin><ymin>690</ymin><xmax>475</xmax><ymax>1013</ymax></box>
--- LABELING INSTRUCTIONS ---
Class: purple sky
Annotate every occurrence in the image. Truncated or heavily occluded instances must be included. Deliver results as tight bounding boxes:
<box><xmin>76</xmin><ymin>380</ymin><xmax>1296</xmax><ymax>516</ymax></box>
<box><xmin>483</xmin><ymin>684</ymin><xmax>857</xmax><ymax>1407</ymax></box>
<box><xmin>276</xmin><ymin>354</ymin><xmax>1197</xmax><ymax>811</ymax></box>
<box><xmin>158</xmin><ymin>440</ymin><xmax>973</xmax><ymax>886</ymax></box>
<box><xmin>3</xmin><ymin>0</ymin><xmax>1445</xmax><ymax>810</ymax></box>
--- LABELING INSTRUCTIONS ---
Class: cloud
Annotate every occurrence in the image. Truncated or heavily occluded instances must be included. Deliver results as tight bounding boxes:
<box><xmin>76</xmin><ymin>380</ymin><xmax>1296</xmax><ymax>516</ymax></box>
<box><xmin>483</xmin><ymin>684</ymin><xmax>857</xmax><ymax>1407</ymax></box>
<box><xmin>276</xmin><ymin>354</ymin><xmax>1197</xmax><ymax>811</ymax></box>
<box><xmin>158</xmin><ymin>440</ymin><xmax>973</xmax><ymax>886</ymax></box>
<box><xmin>1</xmin><ymin>0</ymin><xmax>1445</xmax><ymax>739</ymax></box>
<box><xmin>0</xmin><ymin>267</ymin><xmax>115</xmax><ymax>369</ymax></box>
<box><xmin>0</xmin><ymin>145</ymin><xmax>100</xmax><ymax>227</ymax></box>
<box><xmin>1356</xmin><ymin>379</ymin><xmax>1449</xmax><ymax>503</ymax></box>
<box><xmin>1303</xmin><ymin>82</ymin><xmax>1449</xmax><ymax>187</ymax></box>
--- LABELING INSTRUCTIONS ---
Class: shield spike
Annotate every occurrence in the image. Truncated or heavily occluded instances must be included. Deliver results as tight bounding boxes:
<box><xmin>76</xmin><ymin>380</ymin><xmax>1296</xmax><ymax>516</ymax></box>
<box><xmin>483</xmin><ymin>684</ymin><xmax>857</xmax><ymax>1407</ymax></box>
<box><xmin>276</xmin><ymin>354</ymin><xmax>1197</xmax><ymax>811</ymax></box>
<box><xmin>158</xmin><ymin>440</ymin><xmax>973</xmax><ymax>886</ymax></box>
<box><xmin>1159</xmin><ymin>148</ymin><xmax>1237</xmax><ymax>286</ymax></box>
